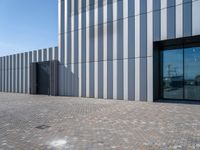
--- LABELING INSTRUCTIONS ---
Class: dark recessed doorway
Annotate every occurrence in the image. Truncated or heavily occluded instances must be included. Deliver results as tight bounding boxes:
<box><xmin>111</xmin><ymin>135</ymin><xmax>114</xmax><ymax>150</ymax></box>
<box><xmin>37</xmin><ymin>61</ymin><xmax>50</xmax><ymax>95</ymax></box>
<box><xmin>30</xmin><ymin>60</ymin><xmax>58</xmax><ymax>96</ymax></box>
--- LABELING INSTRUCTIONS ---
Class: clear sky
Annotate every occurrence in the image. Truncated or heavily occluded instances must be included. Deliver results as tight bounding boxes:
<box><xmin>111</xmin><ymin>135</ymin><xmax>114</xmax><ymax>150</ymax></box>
<box><xmin>0</xmin><ymin>0</ymin><xmax>58</xmax><ymax>56</ymax></box>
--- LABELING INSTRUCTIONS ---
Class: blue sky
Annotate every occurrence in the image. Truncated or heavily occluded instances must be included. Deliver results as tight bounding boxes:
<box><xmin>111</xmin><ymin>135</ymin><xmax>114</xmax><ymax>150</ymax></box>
<box><xmin>0</xmin><ymin>0</ymin><xmax>58</xmax><ymax>56</ymax></box>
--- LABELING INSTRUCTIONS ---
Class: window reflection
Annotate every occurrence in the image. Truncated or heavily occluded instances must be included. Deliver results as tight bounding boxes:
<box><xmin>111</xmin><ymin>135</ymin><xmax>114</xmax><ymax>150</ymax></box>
<box><xmin>161</xmin><ymin>46</ymin><xmax>200</xmax><ymax>101</ymax></box>
<box><xmin>184</xmin><ymin>47</ymin><xmax>200</xmax><ymax>100</ymax></box>
<box><xmin>162</xmin><ymin>49</ymin><xmax>183</xmax><ymax>99</ymax></box>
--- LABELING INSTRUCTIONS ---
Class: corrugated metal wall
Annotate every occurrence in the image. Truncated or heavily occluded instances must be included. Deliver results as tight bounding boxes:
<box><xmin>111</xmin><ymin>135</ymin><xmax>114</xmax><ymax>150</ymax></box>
<box><xmin>58</xmin><ymin>0</ymin><xmax>200</xmax><ymax>101</ymax></box>
<box><xmin>0</xmin><ymin>47</ymin><xmax>58</xmax><ymax>94</ymax></box>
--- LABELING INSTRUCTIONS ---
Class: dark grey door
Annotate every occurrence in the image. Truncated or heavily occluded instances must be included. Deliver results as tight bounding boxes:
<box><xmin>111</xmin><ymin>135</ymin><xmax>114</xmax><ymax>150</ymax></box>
<box><xmin>37</xmin><ymin>62</ymin><xmax>50</xmax><ymax>95</ymax></box>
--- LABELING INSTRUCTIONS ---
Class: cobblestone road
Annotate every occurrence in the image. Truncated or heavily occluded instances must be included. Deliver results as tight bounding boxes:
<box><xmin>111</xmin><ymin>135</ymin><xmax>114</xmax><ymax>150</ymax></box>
<box><xmin>0</xmin><ymin>93</ymin><xmax>200</xmax><ymax>150</ymax></box>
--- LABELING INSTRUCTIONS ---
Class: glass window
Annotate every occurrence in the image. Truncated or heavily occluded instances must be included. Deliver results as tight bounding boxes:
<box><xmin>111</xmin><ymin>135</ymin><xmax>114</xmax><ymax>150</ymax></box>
<box><xmin>160</xmin><ymin>46</ymin><xmax>200</xmax><ymax>101</ymax></box>
<box><xmin>161</xmin><ymin>49</ymin><xmax>184</xmax><ymax>99</ymax></box>
<box><xmin>184</xmin><ymin>47</ymin><xmax>200</xmax><ymax>100</ymax></box>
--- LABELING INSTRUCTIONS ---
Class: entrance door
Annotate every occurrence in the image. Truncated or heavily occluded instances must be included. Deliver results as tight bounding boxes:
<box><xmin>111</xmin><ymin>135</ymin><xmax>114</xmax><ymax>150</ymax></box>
<box><xmin>184</xmin><ymin>47</ymin><xmax>200</xmax><ymax>100</ymax></box>
<box><xmin>161</xmin><ymin>49</ymin><xmax>184</xmax><ymax>100</ymax></box>
<box><xmin>37</xmin><ymin>62</ymin><xmax>50</xmax><ymax>95</ymax></box>
<box><xmin>160</xmin><ymin>46</ymin><xmax>200</xmax><ymax>101</ymax></box>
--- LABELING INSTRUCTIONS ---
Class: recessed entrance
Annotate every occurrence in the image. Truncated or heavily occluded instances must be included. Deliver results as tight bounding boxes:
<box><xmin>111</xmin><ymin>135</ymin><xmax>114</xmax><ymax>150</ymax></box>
<box><xmin>30</xmin><ymin>60</ymin><xmax>58</xmax><ymax>96</ymax></box>
<box><xmin>37</xmin><ymin>61</ymin><xmax>50</xmax><ymax>95</ymax></box>
<box><xmin>154</xmin><ymin>35</ymin><xmax>200</xmax><ymax>101</ymax></box>
<box><xmin>161</xmin><ymin>47</ymin><xmax>200</xmax><ymax>101</ymax></box>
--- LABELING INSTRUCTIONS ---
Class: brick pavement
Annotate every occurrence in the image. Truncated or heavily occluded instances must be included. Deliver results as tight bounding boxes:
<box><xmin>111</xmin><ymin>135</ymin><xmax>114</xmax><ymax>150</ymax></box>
<box><xmin>0</xmin><ymin>93</ymin><xmax>200</xmax><ymax>150</ymax></box>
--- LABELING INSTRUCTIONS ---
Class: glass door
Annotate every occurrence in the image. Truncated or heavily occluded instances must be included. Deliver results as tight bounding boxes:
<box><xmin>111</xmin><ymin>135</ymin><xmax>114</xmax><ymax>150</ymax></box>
<box><xmin>161</xmin><ymin>49</ymin><xmax>184</xmax><ymax>99</ymax></box>
<box><xmin>184</xmin><ymin>47</ymin><xmax>200</xmax><ymax>100</ymax></box>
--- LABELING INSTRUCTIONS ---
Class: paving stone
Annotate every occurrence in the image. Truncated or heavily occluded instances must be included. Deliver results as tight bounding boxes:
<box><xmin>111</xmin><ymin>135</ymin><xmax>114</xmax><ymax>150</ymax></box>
<box><xmin>0</xmin><ymin>93</ymin><xmax>200</xmax><ymax>150</ymax></box>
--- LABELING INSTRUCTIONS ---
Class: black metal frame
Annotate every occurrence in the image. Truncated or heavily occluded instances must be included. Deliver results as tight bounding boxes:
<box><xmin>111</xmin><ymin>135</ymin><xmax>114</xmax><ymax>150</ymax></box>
<box><xmin>154</xmin><ymin>35</ymin><xmax>200</xmax><ymax>102</ymax></box>
<box><xmin>30</xmin><ymin>60</ymin><xmax>58</xmax><ymax>96</ymax></box>
<box><xmin>36</xmin><ymin>61</ymin><xmax>50</xmax><ymax>95</ymax></box>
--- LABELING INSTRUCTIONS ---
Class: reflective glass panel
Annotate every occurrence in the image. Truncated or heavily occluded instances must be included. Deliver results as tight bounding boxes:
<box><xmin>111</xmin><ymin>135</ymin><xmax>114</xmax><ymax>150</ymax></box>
<box><xmin>162</xmin><ymin>49</ymin><xmax>184</xmax><ymax>99</ymax></box>
<box><xmin>184</xmin><ymin>47</ymin><xmax>200</xmax><ymax>100</ymax></box>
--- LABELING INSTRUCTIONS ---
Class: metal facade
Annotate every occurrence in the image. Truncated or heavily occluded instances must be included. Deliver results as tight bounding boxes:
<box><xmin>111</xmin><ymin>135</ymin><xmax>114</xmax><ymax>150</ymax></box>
<box><xmin>0</xmin><ymin>47</ymin><xmax>58</xmax><ymax>94</ymax></box>
<box><xmin>0</xmin><ymin>0</ymin><xmax>200</xmax><ymax>102</ymax></box>
<box><xmin>57</xmin><ymin>0</ymin><xmax>200</xmax><ymax>101</ymax></box>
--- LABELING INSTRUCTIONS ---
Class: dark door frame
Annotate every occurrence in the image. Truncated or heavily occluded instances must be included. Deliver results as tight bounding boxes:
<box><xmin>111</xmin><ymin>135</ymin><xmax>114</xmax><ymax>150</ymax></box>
<box><xmin>154</xmin><ymin>34</ymin><xmax>200</xmax><ymax>102</ymax></box>
<box><xmin>30</xmin><ymin>60</ymin><xmax>58</xmax><ymax>96</ymax></box>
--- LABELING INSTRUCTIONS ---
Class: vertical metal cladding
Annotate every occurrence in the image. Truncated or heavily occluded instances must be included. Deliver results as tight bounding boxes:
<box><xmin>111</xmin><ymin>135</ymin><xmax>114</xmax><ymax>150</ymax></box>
<box><xmin>58</xmin><ymin>0</ymin><xmax>197</xmax><ymax>101</ymax></box>
<box><xmin>0</xmin><ymin>0</ymin><xmax>198</xmax><ymax>101</ymax></box>
<box><xmin>0</xmin><ymin>47</ymin><xmax>58</xmax><ymax>94</ymax></box>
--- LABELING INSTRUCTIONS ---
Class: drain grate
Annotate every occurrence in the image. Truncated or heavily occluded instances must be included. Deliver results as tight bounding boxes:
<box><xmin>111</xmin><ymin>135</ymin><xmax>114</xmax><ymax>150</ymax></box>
<box><xmin>36</xmin><ymin>125</ymin><xmax>50</xmax><ymax>130</ymax></box>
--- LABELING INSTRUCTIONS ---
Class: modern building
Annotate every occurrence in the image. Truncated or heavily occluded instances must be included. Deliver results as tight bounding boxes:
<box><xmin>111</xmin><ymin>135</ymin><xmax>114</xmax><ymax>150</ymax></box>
<box><xmin>0</xmin><ymin>0</ymin><xmax>200</xmax><ymax>102</ymax></box>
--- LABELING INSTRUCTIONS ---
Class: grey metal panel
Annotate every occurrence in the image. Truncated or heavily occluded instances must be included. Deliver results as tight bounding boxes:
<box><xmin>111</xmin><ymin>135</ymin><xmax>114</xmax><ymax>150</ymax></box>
<box><xmin>89</xmin><ymin>62</ymin><xmax>94</xmax><ymax>98</ymax></box>
<box><xmin>67</xmin><ymin>32</ymin><xmax>72</xmax><ymax>64</ymax></box>
<box><xmin>73</xmin><ymin>63</ymin><xmax>79</xmax><ymax>96</ymax></box>
<box><xmin>2</xmin><ymin>57</ymin><xmax>5</xmax><ymax>92</ymax></box>
<box><xmin>161</xmin><ymin>0</ymin><xmax>167</xmax><ymax>40</ymax></box>
<box><xmin>117</xmin><ymin>19</ymin><xmax>124</xmax><ymax>59</ymax></box>
<box><xmin>8</xmin><ymin>55</ymin><xmax>12</xmax><ymax>92</ymax></box>
<box><xmin>103</xmin><ymin>1</ymin><xmax>108</xmax><ymax>98</ymax></box>
<box><xmin>59</xmin><ymin>33</ymin><xmax>65</xmax><ymax>64</ymax></box>
<box><xmin>135</xmin><ymin>0</ymin><xmax>140</xmax><ymax>16</ymax></box>
<box><xmin>107</xmin><ymin>60</ymin><xmax>113</xmax><ymax>99</ymax></box>
<box><xmin>66</xmin><ymin>64</ymin><xmax>72</xmax><ymax>96</ymax></box>
<box><xmin>135</xmin><ymin>58</ymin><xmax>140</xmax><ymax>101</ymax></box>
<box><xmin>19</xmin><ymin>53</ymin><xmax>24</xmax><ymax>93</ymax></box>
<box><xmin>5</xmin><ymin>56</ymin><xmax>8</xmax><ymax>92</ymax></box>
<box><xmin>37</xmin><ymin>50</ymin><xmax>42</xmax><ymax>62</ymax></box>
<box><xmin>30</xmin><ymin>62</ymin><xmax>37</xmax><ymax>94</ymax></box>
<box><xmin>81</xmin><ymin>63</ymin><xmax>86</xmax><ymax>97</ymax></box>
<box><xmin>140</xmin><ymin>14</ymin><xmax>147</xmax><ymax>57</ymax></box>
<box><xmin>74</xmin><ymin>30</ymin><xmax>79</xmax><ymax>64</ymax></box>
<box><xmin>78</xmin><ymin>0</ymin><xmax>82</xmax><ymax>97</ymax></box>
<box><xmin>50</xmin><ymin>60</ymin><xmax>58</xmax><ymax>96</ymax></box>
<box><xmin>117</xmin><ymin>59</ymin><xmax>124</xmax><ymax>100</ymax></box>
<box><xmin>98</xmin><ymin>61</ymin><xmax>103</xmax><ymax>98</ymax></box>
<box><xmin>153</xmin><ymin>0</ymin><xmax>161</xmax><ymax>41</ymax></box>
<box><xmin>16</xmin><ymin>54</ymin><xmax>19</xmax><ymax>93</ymax></box>
<box><xmin>48</xmin><ymin>48</ymin><xmax>53</xmax><ymax>61</ymax></box>
<box><xmin>58</xmin><ymin>64</ymin><xmax>65</xmax><ymax>96</ymax></box>
<box><xmin>43</xmin><ymin>49</ymin><xmax>47</xmax><ymax>61</ymax></box>
<box><xmin>147</xmin><ymin>12</ymin><xmax>153</xmax><ymax>57</ymax></box>
<box><xmin>58</xmin><ymin>0</ymin><xmax>65</xmax><ymax>34</ymax></box>
<box><xmin>153</xmin><ymin>0</ymin><xmax>160</xmax><ymax>10</ymax></box>
<box><xmin>98</xmin><ymin>0</ymin><xmax>103</xmax><ymax>25</ymax></box>
<box><xmin>140</xmin><ymin>0</ymin><xmax>147</xmax><ymax>14</ymax></box>
<box><xmin>123</xmin><ymin>0</ymin><xmax>128</xmax><ymax>100</ymax></box>
<box><xmin>192</xmin><ymin>0</ymin><xmax>200</xmax><ymax>35</ymax></box>
<box><xmin>81</xmin><ymin>30</ymin><xmax>86</xmax><ymax>63</ymax></box>
<box><xmin>128</xmin><ymin>58</ymin><xmax>135</xmax><ymax>100</ymax></box>
<box><xmin>74</xmin><ymin>0</ymin><xmax>79</xmax><ymax>31</ymax></box>
<box><xmin>167</xmin><ymin>2</ymin><xmax>176</xmax><ymax>39</ymax></box>
<box><xmin>33</xmin><ymin>51</ymin><xmax>37</xmax><ymax>62</ymax></box>
<box><xmin>24</xmin><ymin>52</ymin><xmax>28</xmax><ymax>93</ymax></box>
<box><xmin>98</xmin><ymin>24</ymin><xmax>104</xmax><ymax>61</ymax></box>
<box><xmin>117</xmin><ymin>0</ymin><xmax>123</xmax><ymax>20</ymax></box>
<box><xmin>12</xmin><ymin>55</ymin><xmax>16</xmax><ymax>92</ymax></box>
<box><xmin>107</xmin><ymin>22</ymin><xmax>113</xmax><ymax>60</ymax></box>
<box><xmin>183</xmin><ymin>0</ymin><xmax>192</xmax><ymax>37</ymax></box>
<box><xmin>147</xmin><ymin>56</ymin><xmax>153</xmax><ymax>102</ymax></box>
<box><xmin>54</xmin><ymin>47</ymin><xmax>59</xmax><ymax>60</ymax></box>
<box><xmin>28</xmin><ymin>51</ymin><xmax>33</xmax><ymax>93</ymax></box>
<box><xmin>128</xmin><ymin>17</ymin><xmax>135</xmax><ymax>58</ymax></box>
<box><xmin>140</xmin><ymin>58</ymin><xmax>147</xmax><ymax>101</ymax></box>
<box><xmin>128</xmin><ymin>0</ymin><xmax>134</xmax><ymax>17</ymax></box>
<box><xmin>176</xmin><ymin>1</ymin><xmax>183</xmax><ymax>38</ymax></box>
<box><xmin>107</xmin><ymin>0</ymin><xmax>113</xmax><ymax>22</ymax></box>
<box><xmin>89</xmin><ymin>26</ymin><xmax>95</xmax><ymax>62</ymax></box>
<box><xmin>86</xmin><ymin>0</ymin><xmax>90</xmax><ymax>97</ymax></box>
